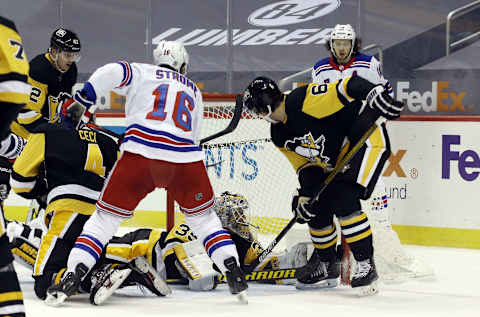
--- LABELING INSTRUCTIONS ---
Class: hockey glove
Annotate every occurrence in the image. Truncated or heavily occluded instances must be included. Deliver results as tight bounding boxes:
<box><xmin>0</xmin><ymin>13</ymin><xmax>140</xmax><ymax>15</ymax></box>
<box><xmin>60</xmin><ymin>90</ymin><xmax>96</xmax><ymax>130</ymax></box>
<box><xmin>366</xmin><ymin>85</ymin><xmax>404</xmax><ymax>120</ymax></box>
<box><xmin>292</xmin><ymin>192</ymin><xmax>316</xmax><ymax>224</ymax></box>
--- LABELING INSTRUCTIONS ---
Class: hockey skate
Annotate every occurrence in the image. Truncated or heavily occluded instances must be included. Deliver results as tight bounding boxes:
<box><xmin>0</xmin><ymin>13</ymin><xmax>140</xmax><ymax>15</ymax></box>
<box><xmin>224</xmin><ymin>256</ymin><xmax>248</xmax><ymax>304</ymax></box>
<box><xmin>295</xmin><ymin>248</ymin><xmax>340</xmax><ymax>290</ymax></box>
<box><xmin>351</xmin><ymin>256</ymin><xmax>379</xmax><ymax>296</ymax></box>
<box><xmin>89</xmin><ymin>263</ymin><xmax>132</xmax><ymax>305</ymax></box>
<box><xmin>125</xmin><ymin>256</ymin><xmax>172</xmax><ymax>297</ymax></box>
<box><xmin>45</xmin><ymin>263</ymin><xmax>89</xmax><ymax>306</ymax></box>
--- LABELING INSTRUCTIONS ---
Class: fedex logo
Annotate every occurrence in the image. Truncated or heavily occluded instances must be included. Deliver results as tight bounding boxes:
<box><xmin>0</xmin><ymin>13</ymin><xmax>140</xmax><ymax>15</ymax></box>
<box><xmin>397</xmin><ymin>81</ymin><xmax>468</xmax><ymax>113</ymax></box>
<box><xmin>442</xmin><ymin>135</ymin><xmax>480</xmax><ymax>181</ymax></box>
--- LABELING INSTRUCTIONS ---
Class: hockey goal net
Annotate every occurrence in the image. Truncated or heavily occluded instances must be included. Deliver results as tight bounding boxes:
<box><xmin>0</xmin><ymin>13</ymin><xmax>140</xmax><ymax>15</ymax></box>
<box><xmin>171</xmin><ymin>95</ymin><xmax>433</xmax><ymax>283</ymax></box>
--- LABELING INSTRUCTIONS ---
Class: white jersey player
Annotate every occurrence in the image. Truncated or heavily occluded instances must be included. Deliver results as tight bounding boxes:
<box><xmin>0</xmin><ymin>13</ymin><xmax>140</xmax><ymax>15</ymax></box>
<box><xmin>310</xmin><ymin>25</ymin><xmax>427</xmax><ymax>285</ymax></box>
<box><xmin>312</xmin><ymin>24</ymin><xmax>392</xmax><ymax>213</ymax></box>
<box><xmin>46</xmin><ymin>41</ymin><xmax>248</xmax><ymax>306</ymax></box>
<box><xmin>312</xmin><ymin>24</ymin><xmax>392</xmax><ymax>95</ymax></box>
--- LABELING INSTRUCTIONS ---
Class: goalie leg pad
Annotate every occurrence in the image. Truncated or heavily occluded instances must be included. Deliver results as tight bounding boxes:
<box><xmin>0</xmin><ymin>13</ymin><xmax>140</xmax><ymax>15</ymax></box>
<box><xmin>173</xmin><ymin>240</ymin><xmax>219</xmax><ymax>291</ymax></box>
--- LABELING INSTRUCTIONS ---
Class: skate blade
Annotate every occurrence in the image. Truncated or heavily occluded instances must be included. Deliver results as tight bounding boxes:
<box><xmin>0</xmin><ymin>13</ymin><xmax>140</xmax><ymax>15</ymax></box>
<box><xmin>355</xmin><ymin>280</ymin><xmax>379</xmax><ymax>296</ymax></box>
<box><xmin>236</xmin><ymin>290</ymin><xmax>248</xmax><ymax>305</ymax></box>
<box><xmin>296</xmin><ymin>278</ymin><xmax>339</xmax><ymax>290</ymax></box>
<box><xmin>45</xmin><ymin>292</ymin><xmax>68</xmax><ymax>307</ymax></box>
<box><xmin>134</xmin><ymin>257</ymin><xmax>172</xmax><ymax>296</ymax></box>
<box><xmin>93</xmin><ymin>268</ymin><xmax>132</xmax><ymax>305</ymax></box>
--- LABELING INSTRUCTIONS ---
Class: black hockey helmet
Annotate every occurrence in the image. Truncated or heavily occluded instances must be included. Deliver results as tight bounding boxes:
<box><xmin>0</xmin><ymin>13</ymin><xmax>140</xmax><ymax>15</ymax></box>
<box><xmin>50</xmin><ymin>28</ymin><xmax>81</xmax><ymax>52</ymax></box>
<box><xmin>243</xmin><ymin>76</ymin><xmax>282</xmax><ymax>116</ymax></box>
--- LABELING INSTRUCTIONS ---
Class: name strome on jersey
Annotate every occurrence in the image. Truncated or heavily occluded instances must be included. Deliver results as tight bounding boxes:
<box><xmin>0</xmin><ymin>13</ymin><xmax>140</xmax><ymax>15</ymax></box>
<box><xmin>94</xmin><ymin>61</ymin><xmax>204</xmax><ymax>163</ymax></box>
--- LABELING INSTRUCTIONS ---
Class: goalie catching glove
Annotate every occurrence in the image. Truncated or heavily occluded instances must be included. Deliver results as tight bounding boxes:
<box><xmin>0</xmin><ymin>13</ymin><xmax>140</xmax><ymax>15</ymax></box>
<box><xmin>366</xmin><ymin>85</ymin><xmax>404</xmax><ymax>120</ymax></box>
<box><xmin>292</xmin><ymin>190</ymin><xmax>316</xmax><ymax>224</ymax></box>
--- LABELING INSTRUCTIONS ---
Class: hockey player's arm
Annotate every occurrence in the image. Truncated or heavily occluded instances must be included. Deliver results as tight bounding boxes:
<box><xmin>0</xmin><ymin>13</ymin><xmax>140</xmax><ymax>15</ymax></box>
<box><xmin>61</xmin><ymin>61</ymin><xmax>134</xmax><ymax>127</ymax></box>
<box><xmin>10</xmin><ymin>133</ymin><xmax>47</xmax><ymax>199</ymax></box>
<box><xmin>368</xmin><ymin>57</ymin><xmax>393</xmax><ymax>96</ymax></box>
<box><xmin>338</xmin><ymin>75</ymin><xmax>403</xmax><ymax>120</ymax></box>
<box><xmin>17</xmin><ymin>79</ymin><xmax>48</xmax><ymax>132</ymax></box>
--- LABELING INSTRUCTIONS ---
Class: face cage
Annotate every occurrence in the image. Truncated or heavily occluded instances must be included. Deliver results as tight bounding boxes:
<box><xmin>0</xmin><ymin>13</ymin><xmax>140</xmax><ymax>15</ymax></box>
<box><xmin>215</xmin><ymin>193</ymin><xmax>254</xmax><ymax>241</ymax></box>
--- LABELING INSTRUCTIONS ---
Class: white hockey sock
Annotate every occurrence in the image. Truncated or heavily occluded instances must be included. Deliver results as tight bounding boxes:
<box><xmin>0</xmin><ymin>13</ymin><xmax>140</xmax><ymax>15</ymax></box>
<box><xmin>67</xmin><ymin>210</ymin><xmax>123</xmax><ymax>276</ymax></box>
<box><xmin>185</xmin><ymin>210</ymin><xmax>239</xmax><ymax>273</ymax></box>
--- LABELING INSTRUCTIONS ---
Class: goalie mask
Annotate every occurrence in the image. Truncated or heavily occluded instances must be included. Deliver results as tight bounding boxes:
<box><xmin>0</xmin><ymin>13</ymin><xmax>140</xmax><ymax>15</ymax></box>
<box><xmin>214</xmin><ymin>192</ymin><xmax>254</xmax><ymax>241</ymax></box>
<box><xmin>153</xmin><ymin>40</ymin><xmax>189</xmax><ymax>74</ymax></box>
<box><xmin>329</xmin><ymin>24</ymin><xmax>356</xmax><ymax>62</ymax></box>
<box><xmin>243</xmin><ymin>77</ymin><xmax>283</xmax><ymax>122</ymax></box>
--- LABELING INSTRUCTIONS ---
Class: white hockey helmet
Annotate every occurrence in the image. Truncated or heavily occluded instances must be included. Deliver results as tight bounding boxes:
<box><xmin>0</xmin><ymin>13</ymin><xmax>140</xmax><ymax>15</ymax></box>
<box><xmin>153</xmin><ymin>40</ymin><xmax>189</xmax><ymax>74</ymax></box>
<box><xmin>329</xmin><ymin>24</ymin><xmax>356</xmax><ymax>60</ymax></box>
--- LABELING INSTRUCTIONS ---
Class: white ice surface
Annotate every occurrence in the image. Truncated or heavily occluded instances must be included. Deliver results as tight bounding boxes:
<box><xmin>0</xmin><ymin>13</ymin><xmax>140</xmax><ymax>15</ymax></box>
<box><xmin>17</xmin><ymin>245</ymin><xmax>480</xmax><ymax>317</ymax></box>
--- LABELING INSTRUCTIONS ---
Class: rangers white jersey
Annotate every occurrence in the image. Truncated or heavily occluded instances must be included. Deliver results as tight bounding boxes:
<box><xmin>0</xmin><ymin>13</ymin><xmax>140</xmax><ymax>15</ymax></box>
<box><xmin>312</xmin><ymin>53</ymin><xmax>393</xmax><ymax>95</ymax></box>
<box><xmin>86</xmin><ymin>61</ymin><xmax>204</xmax><ymax>163</ymax></box>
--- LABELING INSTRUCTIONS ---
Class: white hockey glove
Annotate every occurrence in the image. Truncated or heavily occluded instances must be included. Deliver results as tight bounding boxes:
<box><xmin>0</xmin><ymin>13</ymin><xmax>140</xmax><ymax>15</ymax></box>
<box><xmin>292</xmin><ymin>191</ymin><xmax>316</xmax><ymax>224</ymax></box>
<box><xmin>366</xmin><ymin>85</ymin><xmax>404</xmax><ymax>120</ymax></box>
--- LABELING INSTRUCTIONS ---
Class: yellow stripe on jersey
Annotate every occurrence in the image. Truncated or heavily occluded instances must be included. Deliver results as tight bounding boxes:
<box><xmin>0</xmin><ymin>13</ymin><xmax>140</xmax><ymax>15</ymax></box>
<box><xmin>345</xmin><ymin>228</ymin><xmax>372</xmax><ymax>244</ymax></box>
<box><xmin>339</xmin><ymin>212</ymin><xmax>367</xmax><ymax>227</ymax></box>
<box><xmin>0</xmin><ymin>291</ymin><xmax>23</xmax><ymax>302</ymax></box>
<box><xmin>0</xmin><ymin>22</ymin><xmax>29</xmax><ymax>77</ymax></box>
<box><xmin>46</xmin><ymin>199</ymin><xmax>96</xmax><ymax>216</ymax></box>
<box><xmin>12</xmin><ymin>133</ymin><xmax>45</xmax><ymax>178</ymax></box>
<box><xmin>106</xmin><ymin>229</ymin><xmax>161</xmax><ymax>264</ymax></box>
<box><xmin>310</xmin><ymin>225</ymin><xmax>336</xmax><ymax>236</ymax></box>
<box><xmin>0</xmin><ymin>91</ymin><xmax>28</xmax><ymax>104</ymax></box>
<box><xmin>301</xmin><ymin>82</ymin><xmax>346</xmax><ymax>119</ymax></box>
<box><xmin>34</xmin><ymin>211</ymin><xmax>75</xmax><ymax>276</ymax></box>
<box><xmin>359</xmin><ymin>127</ymin><xmax>386</xmax><ymax>186</ymax></box>
<box><xmin>19</xmin><ymin>77</ymin><xmax>48</xmax><ymax>125</ymax></box>
<box><xmin>9</xmin><ymin>120</ymin><xmax>29</xmax><ymax>138</ymax></box>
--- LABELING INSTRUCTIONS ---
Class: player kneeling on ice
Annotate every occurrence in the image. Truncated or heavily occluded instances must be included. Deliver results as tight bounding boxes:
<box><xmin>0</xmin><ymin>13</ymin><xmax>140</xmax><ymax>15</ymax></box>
<box><xmin>8</xmin><ymin>192</ymin><xmax>310</xmax><ymax>305</ymax></box>
<box><xmin>243</xmin><ymin>74</ymin><xmax>404</xmax><ymax>295</ymax></box>
<box><xmin>46</xmin><ymin>40</ymin><xmax>248</xmax><ymax>306</ymax></box>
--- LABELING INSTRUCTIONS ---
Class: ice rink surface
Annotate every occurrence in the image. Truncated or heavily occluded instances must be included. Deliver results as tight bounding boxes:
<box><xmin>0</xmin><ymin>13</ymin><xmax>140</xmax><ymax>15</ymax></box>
<box><xmin>17</xmin><ymin>245</ymin><xmax>480</xmax><ymax>317</ymax></box>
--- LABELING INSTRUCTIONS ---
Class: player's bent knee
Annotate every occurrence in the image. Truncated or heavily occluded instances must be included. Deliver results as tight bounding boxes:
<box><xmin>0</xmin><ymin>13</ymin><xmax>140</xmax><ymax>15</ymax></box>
<box><xmin>34</xmin><ymin>274</ymin><xmax>52</xmax><ymax>300</ymax></box>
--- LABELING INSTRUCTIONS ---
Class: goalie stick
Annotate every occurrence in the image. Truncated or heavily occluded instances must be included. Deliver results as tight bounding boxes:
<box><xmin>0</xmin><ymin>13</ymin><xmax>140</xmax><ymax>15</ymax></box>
<box><xmin>200</xmin><ymin>94</ymin><xmax>243</xmax><ymax>145</ymax></box>
<box><xmin>244</xmin><ymin>116</ymin><xmax>387</xmax><ymax>274</ymax></box>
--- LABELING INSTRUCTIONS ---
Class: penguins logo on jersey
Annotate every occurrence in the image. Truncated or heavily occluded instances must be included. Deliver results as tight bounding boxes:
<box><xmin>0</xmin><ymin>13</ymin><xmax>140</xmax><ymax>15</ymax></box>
<box><xmin>285</xmin><ymin>132</ymin><xmax>330</xmax><ymax>165</ymax></box>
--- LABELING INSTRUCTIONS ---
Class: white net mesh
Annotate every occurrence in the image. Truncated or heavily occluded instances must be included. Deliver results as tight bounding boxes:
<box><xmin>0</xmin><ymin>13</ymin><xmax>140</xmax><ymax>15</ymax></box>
<box><xmin>196</xmin><ymin>101</ymin><xmax>300</xmax><ymax>249</ymax></box>
<box><xmin>174</xmin><ymin>99</ymin><xmax>433</xmax><ymax>282</ymax></box>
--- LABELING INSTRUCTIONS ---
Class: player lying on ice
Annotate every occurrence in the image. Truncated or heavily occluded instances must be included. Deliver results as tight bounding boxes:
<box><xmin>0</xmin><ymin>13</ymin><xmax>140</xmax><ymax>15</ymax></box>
<box><xmin>7</xmin><ymin>192</ymin><xmax>312</xmax><ymax>305</ymax></box>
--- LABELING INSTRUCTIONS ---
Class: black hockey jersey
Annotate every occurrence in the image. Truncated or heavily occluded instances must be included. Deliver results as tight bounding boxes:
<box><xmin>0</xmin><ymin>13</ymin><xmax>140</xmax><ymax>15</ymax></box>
<box><xmin>11</xmin><ymin>125</ymin><xmax>119</xmax><ymax>215</ymax></box>
<box><xmin>0</xmin><ymin>16</ymin><xmax>30</xmax><ymax>138</ymax></box>
<box><xmin>271</xmin><ymin>77</ymin><xmax>361</xmax><ymax>171</ymax></box>
<box><xmin>271</xmin><ymin>76</ymin><xmax>390</xmax><ymax>195</ymax></box>
<box><xmin>16</xmin><ymin>53</ymin><xmax>77</xmax><ymax>136</ymax></box>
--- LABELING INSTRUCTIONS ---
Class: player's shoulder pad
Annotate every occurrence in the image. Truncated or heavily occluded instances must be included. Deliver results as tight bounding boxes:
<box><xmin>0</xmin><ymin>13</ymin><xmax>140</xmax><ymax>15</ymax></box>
<box><xmin>29</xmin><ymin>54</ymin><xmax>56</xmax><ymax>84</ymax></box>
<box><xmin>0</xmin><ymin>16</ymin><xmax>18</xmax><ymax>33</ymax></box>
<box><xmin>285</xmin><ymin>84</ymin><xmax>308</xmax><ymax>113</ymax></box>
<box><xmin>313</xmin><ymin>57</ymin><xmax>331</xmax><ymax>70</ymax></box>
<box><xmin>355</xmin><ymin>53</ymin><xmax>374</xmax><ymax>63</ymax></box>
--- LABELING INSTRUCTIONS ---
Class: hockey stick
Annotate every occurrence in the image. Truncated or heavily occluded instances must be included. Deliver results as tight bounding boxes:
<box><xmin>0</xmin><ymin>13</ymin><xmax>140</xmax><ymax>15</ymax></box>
<box><xmin>245</xmin><ymin>116</ymin><xmax>386</xmax><ymax>274</ymax></box>
<box><xmin>166</xmin><ymin>267</ymin><xmax>298</xmax><ymax>285</ymax></box>
<box><xmin>200</xmin><ymin>94</ymin><xmax>243</xmax><ymax>145</ymax></box>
